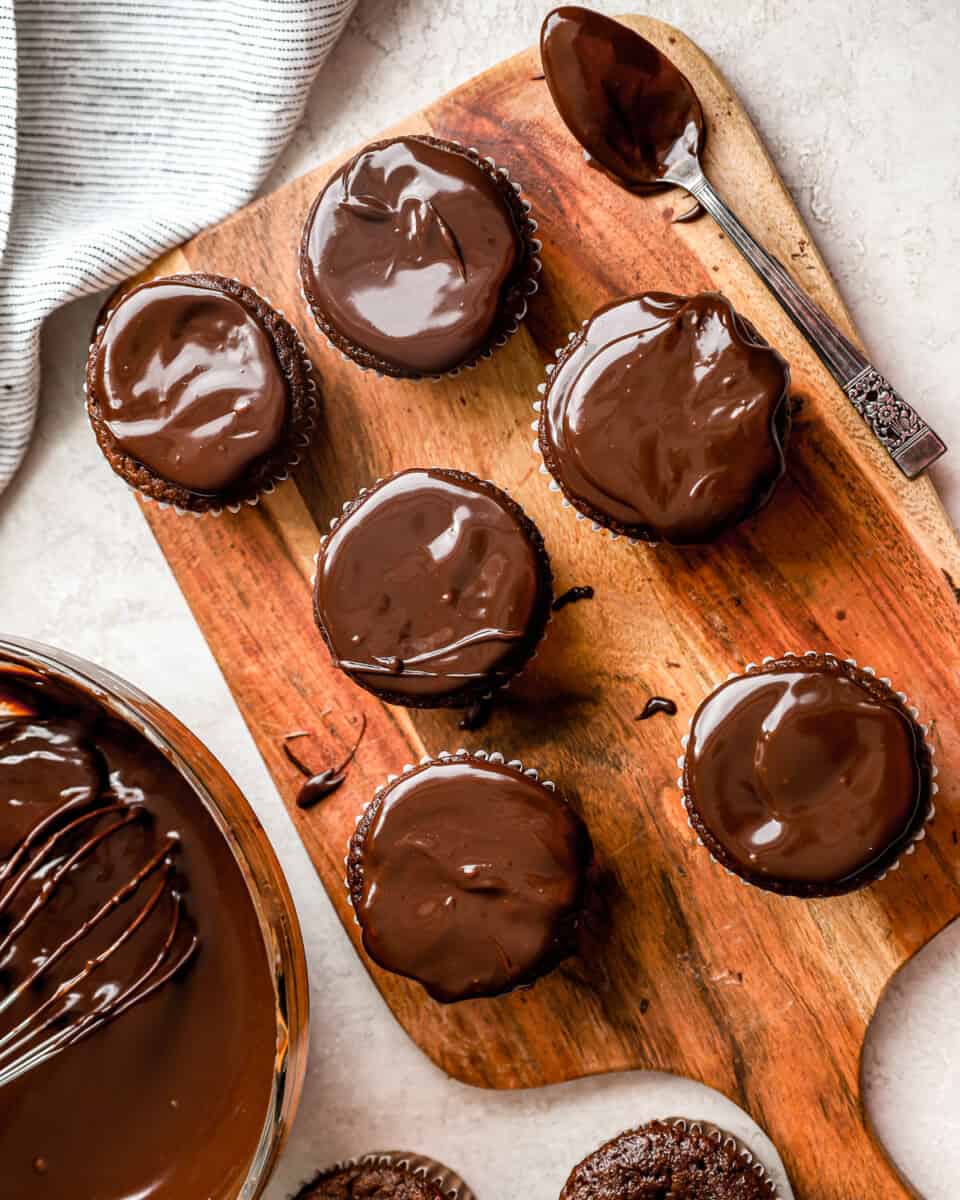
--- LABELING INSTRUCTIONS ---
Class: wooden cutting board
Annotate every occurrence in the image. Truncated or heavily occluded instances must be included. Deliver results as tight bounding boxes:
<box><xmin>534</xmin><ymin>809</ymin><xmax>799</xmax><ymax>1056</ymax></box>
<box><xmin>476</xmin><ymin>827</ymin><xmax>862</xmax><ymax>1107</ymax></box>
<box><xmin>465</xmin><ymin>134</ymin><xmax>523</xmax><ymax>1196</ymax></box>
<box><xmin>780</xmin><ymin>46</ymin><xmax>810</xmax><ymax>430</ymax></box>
<box><xmin>128</xmin><ymin>16</ymin><xmax>960</xmax><ymax>1199</ymax></box>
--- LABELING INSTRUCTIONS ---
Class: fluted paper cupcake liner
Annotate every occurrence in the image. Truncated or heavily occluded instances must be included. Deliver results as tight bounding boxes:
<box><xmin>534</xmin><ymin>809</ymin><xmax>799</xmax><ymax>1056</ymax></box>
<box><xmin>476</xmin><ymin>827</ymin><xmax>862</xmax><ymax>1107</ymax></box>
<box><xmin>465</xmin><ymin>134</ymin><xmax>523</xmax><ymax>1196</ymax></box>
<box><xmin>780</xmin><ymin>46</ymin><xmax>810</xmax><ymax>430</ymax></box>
<box><xmin>530</xmin><ymin>319</ymin><xmax>658</xmax><ymax>548</ymax></box>
<box><xmin>676</xmin><ymin>651</ymin><xmax>937</xmax><ymax>897</ymax></box>
<box><xmin>298</xmin><ymin>135</ymin><xmax>541</xmax><ymax>381</ymax></box>
<box><xmin>663</xmin><ymin>1119</ymin><xmax>782</xmax><ymax>1197</ymax></box>
<box><xmin>294</xmin><ymin>1150</ymin><xmax>475</xmax><ymax>1200</ymax></box>
<box><xmin>311</xmin><ymin>470</ymin><xmax>553</xmax><ymax>711</ymax></box>
<box><xmin>343</xmin><ymin>748</ymin><xmax>559</xmax><ymax>926</ymax></box>
<box><xmin>85</xmin><ymin>274</ymin><xmax>319</xmax><ymax>518</ymax></box>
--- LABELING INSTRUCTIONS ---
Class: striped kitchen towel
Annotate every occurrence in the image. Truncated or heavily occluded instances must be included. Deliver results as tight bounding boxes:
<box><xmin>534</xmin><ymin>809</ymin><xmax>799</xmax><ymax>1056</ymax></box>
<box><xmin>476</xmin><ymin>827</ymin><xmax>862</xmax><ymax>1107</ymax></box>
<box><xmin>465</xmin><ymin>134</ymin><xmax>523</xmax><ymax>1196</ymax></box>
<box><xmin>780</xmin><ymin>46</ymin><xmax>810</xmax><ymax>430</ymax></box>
<box><xmin>0</xmin><ymin>0</ymin><xmax>356</xmax><ymax>496</ymax></box>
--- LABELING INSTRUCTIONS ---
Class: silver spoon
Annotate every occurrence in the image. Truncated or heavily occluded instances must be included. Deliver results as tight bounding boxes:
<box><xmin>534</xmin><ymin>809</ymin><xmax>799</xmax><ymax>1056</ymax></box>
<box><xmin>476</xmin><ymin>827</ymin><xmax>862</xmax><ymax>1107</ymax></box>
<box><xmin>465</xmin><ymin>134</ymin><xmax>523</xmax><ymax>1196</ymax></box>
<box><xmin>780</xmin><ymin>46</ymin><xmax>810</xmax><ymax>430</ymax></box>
<box><xmin>541</xmin><ymin>6</ymin><xmax>946</xmax><ymax>479</ymax></box>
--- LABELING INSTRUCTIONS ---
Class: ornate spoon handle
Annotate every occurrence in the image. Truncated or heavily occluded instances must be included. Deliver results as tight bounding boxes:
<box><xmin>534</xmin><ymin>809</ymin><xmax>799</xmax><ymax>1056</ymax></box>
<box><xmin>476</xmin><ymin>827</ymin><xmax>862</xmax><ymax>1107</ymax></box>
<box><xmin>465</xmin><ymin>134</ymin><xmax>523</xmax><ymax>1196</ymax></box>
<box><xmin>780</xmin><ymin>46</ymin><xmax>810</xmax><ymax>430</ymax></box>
<box><xmin>686</xmin><ymin>173</ymin><xmax>946</xmax><ymax>480</ymax></box>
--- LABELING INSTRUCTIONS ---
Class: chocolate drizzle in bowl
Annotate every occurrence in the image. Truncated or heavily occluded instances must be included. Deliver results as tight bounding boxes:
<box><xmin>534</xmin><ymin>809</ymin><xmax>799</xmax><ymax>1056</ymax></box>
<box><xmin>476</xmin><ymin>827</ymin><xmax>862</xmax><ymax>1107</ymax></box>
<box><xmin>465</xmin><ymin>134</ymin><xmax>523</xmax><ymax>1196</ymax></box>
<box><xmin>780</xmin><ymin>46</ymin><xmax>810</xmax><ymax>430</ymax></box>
<box><xmin>0</xmin><ymin>661</ymin><xmax>279</xmax><ymax>1199</ymax></box>
<box><xmin>0</xmin><ymin>741</ymin><xmax>199</xmax><ymax>1088</ymax></box>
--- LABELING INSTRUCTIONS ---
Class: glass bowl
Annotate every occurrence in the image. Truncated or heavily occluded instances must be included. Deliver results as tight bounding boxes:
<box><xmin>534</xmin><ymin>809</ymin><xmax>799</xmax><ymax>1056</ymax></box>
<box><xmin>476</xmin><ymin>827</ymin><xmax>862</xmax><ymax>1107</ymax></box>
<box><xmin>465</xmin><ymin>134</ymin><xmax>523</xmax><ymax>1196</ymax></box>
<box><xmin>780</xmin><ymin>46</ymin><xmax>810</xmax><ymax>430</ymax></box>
<box><xmin>0</xmin><ymin>635</ymin><xmax>310</xmax><ymax>1199</ymax></box>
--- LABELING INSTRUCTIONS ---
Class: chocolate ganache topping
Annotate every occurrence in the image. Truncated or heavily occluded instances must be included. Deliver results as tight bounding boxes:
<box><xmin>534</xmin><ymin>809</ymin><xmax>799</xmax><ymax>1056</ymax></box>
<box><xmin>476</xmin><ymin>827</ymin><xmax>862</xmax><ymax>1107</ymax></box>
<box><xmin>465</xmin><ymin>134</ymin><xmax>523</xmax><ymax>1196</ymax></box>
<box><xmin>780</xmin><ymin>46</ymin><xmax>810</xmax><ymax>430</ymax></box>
<box><xmin>540</xmin><ymin>292</ymin><xmax>791</xmax><ymax>545</ymax></box>
<box><xmin>684</xmin><ymin>656</ymin><xmax>932</xmax><ymax>894</ymax></box>
<box><xmin>93</xmin><ymin>277</ymin><xmax>288</xmax><ymax>492</ymax></box>
<box><xmin>348</xmin><ymin>758</ymin><xmax>593</xmax><ymax>1003</ymax></box>
<box><xmin>314</xmin><ymin>469</ymin><xmax>552</xmax><ymax>705</ymax></box>
<box><xmin>0</xmin><ymin>661</ymin><xmax>277</xmax><ymax>1198</ymax></box>
<box><xmin>540</xmin><ymin>7</ymin><xmax>704</xmax><ymax>189</ymax></box>
<box><xmin>300</xmin><ymin>137</ymin><xmax>525</xmax><ymax>375</ymax></box>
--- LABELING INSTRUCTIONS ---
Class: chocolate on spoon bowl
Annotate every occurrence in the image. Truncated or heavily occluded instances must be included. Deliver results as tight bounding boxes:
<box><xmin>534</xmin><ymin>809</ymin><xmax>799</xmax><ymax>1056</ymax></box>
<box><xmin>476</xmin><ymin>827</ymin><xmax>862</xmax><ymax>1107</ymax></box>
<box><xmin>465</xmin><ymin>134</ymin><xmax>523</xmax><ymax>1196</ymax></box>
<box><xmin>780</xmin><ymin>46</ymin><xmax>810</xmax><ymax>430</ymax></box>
<box><xmin>0</xmin><ymin>636</ymin><xmax>309</xmax><ymax>1200</ymax></box>
<box><xmin>540</xmin><ymin>6</ymin><xmax>946</xmax><ymax>480</ymax></box>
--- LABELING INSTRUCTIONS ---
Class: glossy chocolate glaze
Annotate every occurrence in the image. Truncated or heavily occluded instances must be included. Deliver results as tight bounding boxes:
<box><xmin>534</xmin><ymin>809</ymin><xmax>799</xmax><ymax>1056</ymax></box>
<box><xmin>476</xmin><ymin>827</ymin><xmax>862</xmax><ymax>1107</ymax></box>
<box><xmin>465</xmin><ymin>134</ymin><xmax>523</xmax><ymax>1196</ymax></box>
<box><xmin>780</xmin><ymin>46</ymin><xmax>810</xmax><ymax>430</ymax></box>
<box><xmin>541</xmin><ymin>7</ymin><xmax>704</xmax><ymax>189</ymax></box>
<box><xmin>93</xmin><ymin>277</ymin><xmax>287</xmax><ymax>492</ymax></box>
<box><xmin>301</xmin><ymin>137</ymin><xmax>524</xmax><ymax>374</ymax></box>
<box><xmin>348</xmin><ymin>758</ymin><xmax>592</xmax><ymax>1003</ymax></box>
<box><xmin>540</xmin><ymin>292</ymin><xmax>791</xmax><ymax>544</ymax></box>
<box><xmin>0</xmin><ymin>665</ymin><xmax>277</xmax><ymax>1199</ymax></box>
<box><xmin>636</xmin><ymin>695</ymin><xmax>677</xmax><ymax>720</ymax></box>
<box><xmin>314</xmin><ymin>469</ymin><xmax>552</xmax><ymax>706</ymax></box>
<box><xmin>684</xmin><ymin>657</ymin><xmax>930</xmax><ymax>893</ymax></box>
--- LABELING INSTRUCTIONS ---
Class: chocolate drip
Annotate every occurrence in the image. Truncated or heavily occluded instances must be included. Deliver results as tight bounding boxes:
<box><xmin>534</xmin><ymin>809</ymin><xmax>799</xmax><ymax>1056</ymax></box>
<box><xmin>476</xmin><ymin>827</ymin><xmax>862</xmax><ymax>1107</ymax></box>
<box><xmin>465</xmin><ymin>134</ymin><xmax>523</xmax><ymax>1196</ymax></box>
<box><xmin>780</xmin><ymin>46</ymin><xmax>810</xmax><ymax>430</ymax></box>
<box><xmin>283</xmin><ymin>717</ymin><xmax>367</xmax><ymax>810</ymax></box>
<box><xmin>541</xmin><ymin>7</ymin><xmax>704</xmax><ymax>190</ymax></box>
<box><xmin>458</xmin><ymin>696</ymin><xmax>495</xmax><ymax>731</ymax></box>
<box><xmin>636</xmin><ymin>696</ymin><xmax>677</xmax><ymax>721</ymax></box>
<box><xmin>553</xmin><ymin>585</ymin><xmax>595</xmax><ymax>611</ymax></box>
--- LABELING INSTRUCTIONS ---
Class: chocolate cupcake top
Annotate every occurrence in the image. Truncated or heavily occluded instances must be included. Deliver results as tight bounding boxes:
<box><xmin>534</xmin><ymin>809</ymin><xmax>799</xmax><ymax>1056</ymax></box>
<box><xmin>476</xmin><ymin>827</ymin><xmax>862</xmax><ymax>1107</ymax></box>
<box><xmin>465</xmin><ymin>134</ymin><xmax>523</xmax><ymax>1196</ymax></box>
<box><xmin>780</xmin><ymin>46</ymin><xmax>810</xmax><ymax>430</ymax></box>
<box><xmin>541</xmin><ymin>7</ymin><xmax>704</xmax><ymax>189</ymax></box>
<box><xmin>683</xmin><ymin>654</ymin><xmax>932</xmax><ymax>896</ymax></box>
<box><xmin>300</xmin><ymin>136</ymin><xmax>527</xmax><ymax>375</ymax></box>
<box><xmin>91</xmin><ymin>276</ymin><xmax>287</xmax><ymax>492</ymax></box>
<box><xmin>296</xmin><ymin>1160</ymin><xmax>448</xmax><ymax>1200</ymax></box>
<box><xmin>314</xmin><ymin>469</ymin><xmax>552</xmax><ymax>707</ymax></box>
<box><xmin>347</xmin><ymin>755</ymin><xmax>593</xmax><ymax>1003</ymax></box>
<box><xmin>560</xmin><ymin>1119</ymin><xmax>776</xmax><ymax>1199</ymax></box>
<box><xmin>539</xmin><ymin>293</ymin><xmax>790</xmax><ymax>545</ymax></box>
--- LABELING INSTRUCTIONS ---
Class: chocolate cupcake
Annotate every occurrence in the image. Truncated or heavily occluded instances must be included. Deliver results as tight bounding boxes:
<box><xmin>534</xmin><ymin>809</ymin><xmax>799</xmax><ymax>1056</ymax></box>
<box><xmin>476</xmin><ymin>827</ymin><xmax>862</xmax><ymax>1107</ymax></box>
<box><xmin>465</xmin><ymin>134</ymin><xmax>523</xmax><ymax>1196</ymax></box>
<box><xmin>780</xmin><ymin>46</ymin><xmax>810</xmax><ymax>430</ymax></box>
<box><xmin>560</xmin><ymin>1119</ymin><xmax>778</xmax><ymax>1199</ymax></box>
<box><xmin>313</xmin><ymin>468</ymin><xmax>553</xmax><ymax>709</ymax></box>
<box><xmin>535</xmin><ymin>292</ymin><xmax>791</xmax><ymax>545</ymax></box>
<box><xmin>296</xmin><ymin>1152</ymin><xmax>474</xmax><ymax>1200</ymax></box>
<box><xmin>681</xmin><ymin>653</ymin><xmax>935</xmax><ymax>898</ymax></box>
<box><xmin>86</xmin><ymin>273</ymin><xmax>316</xmax><ymax>514</ymax></box>
<box><xmin>299</xmin><ymin>135</ymin><xmax>540</xmax><ymax>378</ymax></box>
<box><xmin>346</xmin><ymin>750</ymin><xmax>593</xmax><ymax>1003</ymax></box>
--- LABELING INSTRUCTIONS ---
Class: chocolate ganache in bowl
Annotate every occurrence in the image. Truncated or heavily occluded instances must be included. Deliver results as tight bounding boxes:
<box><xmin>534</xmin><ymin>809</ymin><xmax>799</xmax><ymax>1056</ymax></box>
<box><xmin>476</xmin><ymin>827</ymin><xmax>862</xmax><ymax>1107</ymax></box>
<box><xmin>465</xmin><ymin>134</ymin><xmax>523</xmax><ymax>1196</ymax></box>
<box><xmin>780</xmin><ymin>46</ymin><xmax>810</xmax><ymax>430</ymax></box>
<box><xmin>0</xmin><ymin>637</ymin><xmax>308</xmax><ymax>1200</ymax></box>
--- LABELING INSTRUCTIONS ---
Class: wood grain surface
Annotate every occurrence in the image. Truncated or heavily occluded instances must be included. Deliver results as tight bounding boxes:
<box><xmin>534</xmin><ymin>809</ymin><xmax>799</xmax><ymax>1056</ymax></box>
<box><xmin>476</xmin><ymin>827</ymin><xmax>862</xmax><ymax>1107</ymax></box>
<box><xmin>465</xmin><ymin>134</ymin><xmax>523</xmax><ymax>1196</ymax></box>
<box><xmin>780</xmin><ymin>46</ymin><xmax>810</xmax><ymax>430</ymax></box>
<box><xmin>129</xmin><ymin>17</ymin><xmax>960</xmax><ymax>1199</ymax></box>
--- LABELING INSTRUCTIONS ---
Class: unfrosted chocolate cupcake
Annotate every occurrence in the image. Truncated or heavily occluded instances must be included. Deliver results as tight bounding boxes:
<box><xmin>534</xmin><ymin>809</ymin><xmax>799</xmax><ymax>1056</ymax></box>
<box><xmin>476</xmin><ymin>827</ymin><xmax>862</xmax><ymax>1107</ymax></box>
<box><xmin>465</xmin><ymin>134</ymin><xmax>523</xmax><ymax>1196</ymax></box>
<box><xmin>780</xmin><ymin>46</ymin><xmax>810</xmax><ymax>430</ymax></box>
<box><xmin>347</xmin><ymin>751</ymin><xmax>593</xmax><ymax>1003</ymax></box>
<box><xmin>86</xmin><ymin>273</ymin><xmax>315</xmax><ymax>513</ymax></box>
<box><xmin>681</xmin><ymin>653</ymin><xmax>934</xmax><ymax>897</ymax></box>
<box><xmin>560</xmin><ymin>1119</ymin><xmax>778</xmax><ymax>1199</ymax></box>
<box><xmin>296</xmin><ymin>1152</ymin><xmax>473</xmax><ymax>1200</ymax></box>
<box><xmin>299</xmin><ymin>135</ymin><xmax>539</xmax><ymax>378</ymax></box>
<box><xmin>537</xmin><ymin>292</ymin><xmax>791</xmax><ymax>545</ymax></box>
<box><xmin>313</xmin><ymin>468</ymin><xmax>552</xmax><ymax>709</ymax></box>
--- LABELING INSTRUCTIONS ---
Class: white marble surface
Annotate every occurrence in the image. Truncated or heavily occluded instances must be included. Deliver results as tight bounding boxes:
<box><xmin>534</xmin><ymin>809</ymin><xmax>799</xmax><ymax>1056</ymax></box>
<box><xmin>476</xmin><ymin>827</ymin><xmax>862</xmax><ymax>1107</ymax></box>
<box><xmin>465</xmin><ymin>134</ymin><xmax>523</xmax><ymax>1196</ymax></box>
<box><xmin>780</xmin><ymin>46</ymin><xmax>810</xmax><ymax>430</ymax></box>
<box><xmin>1</xmin><ymin>1</ymin><xmax>959</xmax><ymax>1196</ymax></box>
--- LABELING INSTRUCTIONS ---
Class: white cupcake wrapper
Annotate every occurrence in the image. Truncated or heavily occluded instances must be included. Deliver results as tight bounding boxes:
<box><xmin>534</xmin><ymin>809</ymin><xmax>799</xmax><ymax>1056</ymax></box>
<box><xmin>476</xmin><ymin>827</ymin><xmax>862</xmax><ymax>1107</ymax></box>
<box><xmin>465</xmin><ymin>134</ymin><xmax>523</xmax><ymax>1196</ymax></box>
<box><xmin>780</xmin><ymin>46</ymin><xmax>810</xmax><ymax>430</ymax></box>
<box><xmin>344</xmin><ymin>748</ymin><xmax>558</xmax><ymax>927</ymax></box>
<box><xmin>676</xmin><ymin>651</ymin><xmax>938</xmax><ymax>895</ymax></box>
<box><xmin>85</xmin><ymin>275</ymin><xmax>320</xmax><ymax>519</ymax></box>
<box><xmin>301</xmin><ymin>1150</ymin><xmax>475</xmax><ymax>1200</ymax></box>
<box><xmin>312</xmin><ymin>473</ymin><xmax>554</xmax><ymax>707</ymax></box>
<box><xmin>298</xmin><ymin>138</ymin><xmax>542</xmax><ymax>382</ymax></box>
<box><xmin>663</xmin><ymin>1118</ymin><xmax>782</xmax><ymax>1197</ymax></box>
<box><xmin>531</xmin><ymin>321</ymin><xmax>659</xmax><ymax>548</ymax></box>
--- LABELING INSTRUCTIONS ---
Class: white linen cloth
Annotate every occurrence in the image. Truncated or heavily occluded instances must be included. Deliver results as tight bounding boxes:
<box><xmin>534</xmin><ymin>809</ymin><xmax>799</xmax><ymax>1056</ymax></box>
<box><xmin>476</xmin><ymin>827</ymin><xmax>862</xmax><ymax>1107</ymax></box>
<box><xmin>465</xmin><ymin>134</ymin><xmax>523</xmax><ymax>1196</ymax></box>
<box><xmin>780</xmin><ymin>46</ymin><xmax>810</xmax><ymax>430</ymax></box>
<box><xmin>0</xmin><ymin>0</ymin><xmax>356</xmax><ymax>495</ymax></box>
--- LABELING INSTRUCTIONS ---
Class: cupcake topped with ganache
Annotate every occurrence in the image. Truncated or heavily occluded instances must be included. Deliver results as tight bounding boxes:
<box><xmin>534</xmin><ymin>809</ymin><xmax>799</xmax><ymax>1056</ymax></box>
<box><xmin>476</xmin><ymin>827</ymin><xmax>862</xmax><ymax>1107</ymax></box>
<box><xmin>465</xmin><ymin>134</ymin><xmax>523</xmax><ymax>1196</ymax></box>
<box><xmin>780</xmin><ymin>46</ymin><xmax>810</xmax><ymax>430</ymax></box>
<box><xmin>682</xmin><ymin>653</ymin><xmax>934</xmax><ymax>897</ymax></box>
<box><xmin>347</xmin><ymin>752</ymin><xmax>593</xmax><ymax>1003</ymax></box>
<box><xmin>313</xmin><ymin>468</ymin><xmax>552</xmax><ymax>709</ymax></box>
<box><xmin>299</xmin><ymin>135</ymin><xmax>538</xmax><ymax>378</ymax></box>
<box><xmin>86</xmin><ymin>273</ymin><xmax>315</xmax><ymax>513</ymax></box>
<box><xmin>538</xmin><ymin>292</ymin><xmax>791</xmax><ymax>545</ymax></box>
